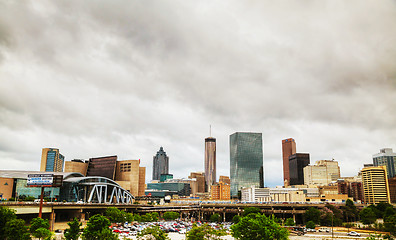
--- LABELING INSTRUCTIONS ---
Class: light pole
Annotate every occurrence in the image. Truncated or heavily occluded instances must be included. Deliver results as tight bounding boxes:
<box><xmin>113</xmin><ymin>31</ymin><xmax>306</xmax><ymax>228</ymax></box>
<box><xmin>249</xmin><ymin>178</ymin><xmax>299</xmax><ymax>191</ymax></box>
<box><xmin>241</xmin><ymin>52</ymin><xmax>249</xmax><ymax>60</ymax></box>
<box><xmin>331</xmin><ymin>213</ymin><xmax>334</xmax><ymax>240</ymax></box>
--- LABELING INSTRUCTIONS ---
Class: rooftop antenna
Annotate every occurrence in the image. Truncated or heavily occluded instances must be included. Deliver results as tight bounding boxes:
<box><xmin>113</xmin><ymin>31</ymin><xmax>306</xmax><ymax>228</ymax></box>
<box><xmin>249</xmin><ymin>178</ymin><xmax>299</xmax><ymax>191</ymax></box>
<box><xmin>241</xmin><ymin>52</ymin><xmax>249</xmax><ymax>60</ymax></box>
<box><xmin>210</xmin><ymin>124</ymin><xmax>212</xmax><ymax>137</ymax></box>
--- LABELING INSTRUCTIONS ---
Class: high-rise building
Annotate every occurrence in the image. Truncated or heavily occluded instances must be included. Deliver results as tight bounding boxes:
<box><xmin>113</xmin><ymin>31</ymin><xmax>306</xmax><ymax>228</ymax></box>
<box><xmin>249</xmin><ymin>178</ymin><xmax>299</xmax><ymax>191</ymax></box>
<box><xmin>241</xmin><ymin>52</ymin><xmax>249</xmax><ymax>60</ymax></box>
<box><xmin>282</xmin><ymin>138</ymin><xmax>296</xmax><ymax>186</ymax></box>
<box><xmin>205</xmin><ymin>137</ymin><xmax>216</xmax><ymax>191</ymax></box>
<box><xmin>152</xmin><ymin>147</ymin><xmax>169</xmax><ymax>181</ymax></box>
<box><xmin>361</xmin><ymin>166</ymin><xmax>390</xmax><ymax>204</ymax></box>
<box><xmin>189</xmin><ymin>172</ymin><xmax>206</xmax><ymax>194</ymax></box>
<box><xmin>289</xmin><ymin>153</ymin><xmax>310</xmax><ymax>185</ymax></box>
<box><xmin>373</xmin><ymin>148</ymin><xmax>396</xmax><ymax>179</ymax></box>
<box><xmin>86</xmin><ymin>155</ymin><xmax>117</xmax><ymax>180</ymax></box>
<box><xmin>40</xmin><ymin>148</ymin><xmax>65</xmax><ymax>172</ymax></box>
<box><xmin>115</xmin><ymin>160</ymin><xmax>146</xmax><ymax>197</ymax></box>
<box><xmin>230</xmin><ymin>132</ymin><xmax>264</xmax><ymax>197</ymax></box>
<box><xmin>304</xmin><ymin>160</ymin><xmax>340</xmax><ymax>186</ymax></box>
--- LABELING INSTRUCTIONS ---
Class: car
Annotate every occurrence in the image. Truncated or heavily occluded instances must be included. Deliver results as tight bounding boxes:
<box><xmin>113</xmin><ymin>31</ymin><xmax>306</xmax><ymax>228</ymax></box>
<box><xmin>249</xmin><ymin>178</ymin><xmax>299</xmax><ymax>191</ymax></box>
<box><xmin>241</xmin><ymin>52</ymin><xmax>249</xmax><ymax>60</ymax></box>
<box><xmin>318</xmin><ymin>227</ymin><xmax>330</xmax><ymax>232</ymax></box>
<box><xmin>306</xmin><ymin>228</ymin><xmax>316</xmax><ymax>232</ymax></box>
<box><xmin>347</xmin><ymin>231</ymin><xmax>361</xmax><ymax>236</ymax></box>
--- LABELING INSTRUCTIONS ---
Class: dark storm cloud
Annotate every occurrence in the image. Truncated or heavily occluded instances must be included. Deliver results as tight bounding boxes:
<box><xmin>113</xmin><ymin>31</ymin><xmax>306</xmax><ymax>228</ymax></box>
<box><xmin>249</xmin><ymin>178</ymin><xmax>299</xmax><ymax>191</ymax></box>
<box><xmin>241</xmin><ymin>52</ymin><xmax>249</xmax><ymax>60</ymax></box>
<box><xmin>0</xmin><ymin>0</ymin><xmax>396</xmax><ymax>186</ymax></box>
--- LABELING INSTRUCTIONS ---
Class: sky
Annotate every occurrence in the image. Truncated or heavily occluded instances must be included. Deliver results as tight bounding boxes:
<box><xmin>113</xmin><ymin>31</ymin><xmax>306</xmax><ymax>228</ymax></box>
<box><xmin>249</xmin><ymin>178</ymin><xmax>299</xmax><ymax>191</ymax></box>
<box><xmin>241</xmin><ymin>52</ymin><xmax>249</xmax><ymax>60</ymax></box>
<box><xmin>1</xmin><ymin>0</ymin><xmax>396</xmax><ymax>187</ymax></box>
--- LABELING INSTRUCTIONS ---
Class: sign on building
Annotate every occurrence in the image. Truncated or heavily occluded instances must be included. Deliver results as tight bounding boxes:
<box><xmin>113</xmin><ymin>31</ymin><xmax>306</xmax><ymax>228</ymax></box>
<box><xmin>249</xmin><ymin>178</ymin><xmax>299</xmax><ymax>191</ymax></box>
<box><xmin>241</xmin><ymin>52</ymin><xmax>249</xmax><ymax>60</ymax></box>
<box><xmin>27</xmin><ymin>174</ymin><xmax>63</xmax><ymax>187</ymax></box>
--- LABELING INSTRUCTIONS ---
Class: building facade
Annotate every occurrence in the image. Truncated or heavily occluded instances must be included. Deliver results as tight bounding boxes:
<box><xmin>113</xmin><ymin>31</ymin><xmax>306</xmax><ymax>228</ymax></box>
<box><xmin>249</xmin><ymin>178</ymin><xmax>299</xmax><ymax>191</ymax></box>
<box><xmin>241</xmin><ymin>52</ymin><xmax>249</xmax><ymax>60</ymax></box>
<box><xmin>282</xmin><ymin>138</ymin><xmax>296</xmax><ymax>186</ymax></box>
<box><xmin>189</xmin><ymin>172</ymin><xmax>206</xmax><ymax>195</ymax></box>
<box><xmin>115</xmin><ymin>160</ymin><xmax>146</xmax><ymax>197</ymax></box>
<box><xmin>373</xmin><ymin>148</ymin><xmax>396</xmax><ymax>179</ymax></box>
<box><xmin>64</xmin><ymin>159</ymin><xmax>88</xmax><ymax>176</ymax></box>
<box><xmin>361</xmin><ymin>166</ymin><xmax>390</xmax><ymax>204</ymax></box>
<box><xmin>219</xmin><ymin>176</ymin><xmax>231</xmax><ymax>184</ymax></box>
<box><xmin>86</xmin><ymin>155</ymin><xmax>117</xmax><ymax>180</ymax></box>
<box><xmin>210</xmin><ymin>182</ymin><xmax>230</xmax><ymax>200</ymax></box>
<box><xmin>304</xmin><ymin>160</ymin><xmax>340</xmax><ymax>186</ymax></box>
<box><xmin>289</xmin><ymin>153</ymin><xmax>310</xmax><ymax>185</ymax></box>
<box><xmin>205</xmin><ymin>137</ymin><xmax>216</xmax><ymax>191</ymax></box>
<box><xmin>388</xmin><ymin>176</ymin><xmax>396</xmax><ymax>203</ymax></box>
<box><xmin>40</xmin><ymin>148</ymin><xmax>65</xmax><ymax>172</ymax></box>
<box><xmin>152</xmin><ymin>147</ymin><xmax>169</xmax><ymax>181</ymax></box>
<box><xmin>230</xmin><ymin>132</ymin><xmax>264</xmax><ymax>197</ymax></box>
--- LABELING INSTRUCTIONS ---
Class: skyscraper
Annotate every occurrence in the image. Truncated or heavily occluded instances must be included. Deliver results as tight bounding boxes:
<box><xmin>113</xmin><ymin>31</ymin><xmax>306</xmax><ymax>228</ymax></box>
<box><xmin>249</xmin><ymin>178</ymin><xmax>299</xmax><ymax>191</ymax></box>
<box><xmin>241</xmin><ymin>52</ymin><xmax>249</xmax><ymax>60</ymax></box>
<box><xmin>282</xmin><ymin>138</ymin><xmax>296</xmax><ymax>186</ymax></box>
<box><xmin>205</xmin><ymin>137</ymin><xmax>216</xmax><ymax>191</ymax></box>
<box><xmin>361</xmin><ymin>166</ymin><xmax>390</xmax><ymax>204</ymax></box>
<box><xmin>40</xmin><ymin>148</ymin><xmax>65</xmax><ymax>172</ymax></box>
<box><xmin>230</xmin><ymin>132</ymin><xmax>264</xmax><ymax>197</ymax></box>
<box><xmin>373</xmin><ymin>148</ymin><xmax>396</xmax><ymax>179</ymax></box>
<box><xmin>289</xmin><ymin>153</ymin><xmax>310</xmax><ymax>185</ymax></box>
<box><xmin>152</xmin><ymin>147</ymin><xmax>169</xmax><ymax>181</ymax></box>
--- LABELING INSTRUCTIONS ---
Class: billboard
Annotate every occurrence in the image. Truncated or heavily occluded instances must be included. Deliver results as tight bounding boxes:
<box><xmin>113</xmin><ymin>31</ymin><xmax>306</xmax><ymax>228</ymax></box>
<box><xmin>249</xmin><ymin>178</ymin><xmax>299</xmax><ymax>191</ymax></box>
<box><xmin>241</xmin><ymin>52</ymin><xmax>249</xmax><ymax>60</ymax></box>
<box><xmin>27</xmin><ymin>174</ymin><xmax>64</xmax><ymax>187</ymax></box>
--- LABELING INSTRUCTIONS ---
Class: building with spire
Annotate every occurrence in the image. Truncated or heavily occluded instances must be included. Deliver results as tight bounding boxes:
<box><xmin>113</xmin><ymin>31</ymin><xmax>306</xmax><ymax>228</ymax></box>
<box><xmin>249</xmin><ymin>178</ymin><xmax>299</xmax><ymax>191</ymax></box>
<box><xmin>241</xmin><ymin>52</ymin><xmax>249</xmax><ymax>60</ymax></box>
<box><xmin>205</xmin><ymin>136</ymin><xmax>216</xmax><ymax>191</ymax></box>
<box><xmin>152</xmin><ymin>147</ymin><xmax>169</xmax><ymax>181</ymax></box>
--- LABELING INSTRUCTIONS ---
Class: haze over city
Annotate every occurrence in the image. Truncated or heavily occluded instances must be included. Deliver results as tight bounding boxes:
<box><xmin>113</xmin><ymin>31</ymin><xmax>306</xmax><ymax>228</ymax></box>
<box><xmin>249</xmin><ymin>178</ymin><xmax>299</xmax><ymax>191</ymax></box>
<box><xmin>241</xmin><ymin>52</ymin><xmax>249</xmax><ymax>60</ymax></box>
<box><xmin>1</xmin><ymin>0</ymin><xmax>396</xmax><ymax>187</ymax></box>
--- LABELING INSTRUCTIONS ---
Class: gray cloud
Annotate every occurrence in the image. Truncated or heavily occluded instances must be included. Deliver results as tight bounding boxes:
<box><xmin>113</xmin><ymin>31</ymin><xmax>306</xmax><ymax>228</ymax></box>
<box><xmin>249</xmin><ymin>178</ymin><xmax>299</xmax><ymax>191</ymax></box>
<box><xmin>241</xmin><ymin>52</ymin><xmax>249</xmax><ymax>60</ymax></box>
<box><xmin>0</xmin><ymin>0</ymin><xmax>396</xmax><ymax>186</ymax></box>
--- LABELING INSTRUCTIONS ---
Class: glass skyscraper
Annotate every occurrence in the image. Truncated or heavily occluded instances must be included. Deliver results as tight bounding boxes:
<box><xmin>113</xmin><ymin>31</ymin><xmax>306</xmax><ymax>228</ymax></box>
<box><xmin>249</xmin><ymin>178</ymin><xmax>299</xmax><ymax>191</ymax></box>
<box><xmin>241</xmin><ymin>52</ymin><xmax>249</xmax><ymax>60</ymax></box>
<box><xmin>40</xmin><ymin>148</ymin><xmax>65</xmax><ymax>172</ymax></box>
<box><xmin>373</xmin><ymin>148</ymin><xmax>396</xmax><ymax>179</ymax></box>
<box><xmin>152</xmin><ymin>147</ymin><xmax>169</xmax><ymax>181</ymax></box>
<box><xmin>230</xmin><ymin>132</ymin><xmax>264</xmax><ymax>197</ymax></box>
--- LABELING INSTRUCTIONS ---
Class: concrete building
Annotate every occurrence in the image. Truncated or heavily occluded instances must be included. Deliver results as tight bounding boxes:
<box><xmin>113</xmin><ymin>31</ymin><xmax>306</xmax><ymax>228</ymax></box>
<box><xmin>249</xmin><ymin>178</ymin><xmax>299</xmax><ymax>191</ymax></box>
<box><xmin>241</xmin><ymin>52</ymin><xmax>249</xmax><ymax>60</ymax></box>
<box><xmin>303</xmin><ymin>160</ymin><xmax>340</xmax><ymax>186</ymax></box>
<box><xmin>64</xmin><ymin>159</ymin><xmax>88</xmax><ymax>176</ymax></box>
<box><xmin>115</xmin><ymin>160</ymin><xmax>146</xmax><ymax>197</ymax></box>
<box><xmin>306</xmin><ymin>194</ymin><xmax>350</xmax><ymax>203</ymax></box>
<box><xmin>361</xmin><ymin>166</ymin><xmax>390</xmax><ymax>204</ymax></box>
<box><xmin>40</xmin><ymin>148</ymin><xmax>65</xmax><ymax>172</ymax></box>
<box><xmin>289</xmin><ymin>153</ymin><xmax>310</xmax><ymax>185</ymax></box>
<box><xmin>338</xmin><ymin>179</ymin><xmax>363</xmax><ymax>202</ymax></box>
<box><xmin>0</xmin><ymin>177</ymin><xmax>14</xmax><ymax>200</ymax></box>
<box><xmin>219</xmin><ymin>176</ymin><xmax>230</xmax><ymax>184</ymax></box>
<box><xmin>282</xmin><ymin>138</ymin><xmax>296</xmax><ymax>186</ymax></box>
<box><xmin>241</xmin><ymin>186</ymin><xmax>318</xmax><ymax>203</ymax></box>
<box><xmin>373</xmin><ymin>148</ymin><xmax>396</xmax><ymax>179</ymax></box>
<box><xmin>210</xmin><ymin>182</ymin><xmax>230</xmax><ymax>200</ymax></box>
<box><xmin>86</xmin><ymin>155</ymin><xmax>117</xmax><ymax>180</ymax></box>
<box><xmin>189</xmin><ymin>172</ymin><xmax>206</xmax><ymax>195</ymax></box>
<box><xmin>205</xmin><ymin>137</ymin><xmax>216</xmax><ymax>191</ymax></box>
<box><xmin>230</xmin><ymin>132</ymin><xmax>264</xmax><ymax>197</ymax></box>
<box><xmin>152</xmin><ymin>147</ymin><xmax>169</xmax><ymax>181</ymax></box>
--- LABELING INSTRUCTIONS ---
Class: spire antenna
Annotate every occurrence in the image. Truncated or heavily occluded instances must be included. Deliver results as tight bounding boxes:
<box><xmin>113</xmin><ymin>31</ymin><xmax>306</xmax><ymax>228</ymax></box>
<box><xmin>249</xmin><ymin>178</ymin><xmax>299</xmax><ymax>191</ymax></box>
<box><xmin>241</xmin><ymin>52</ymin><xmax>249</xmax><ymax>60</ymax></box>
<box><xmin>210</xmin><ymin>125</ymin><xmax>212</xmax><ymax>137</ymax></box>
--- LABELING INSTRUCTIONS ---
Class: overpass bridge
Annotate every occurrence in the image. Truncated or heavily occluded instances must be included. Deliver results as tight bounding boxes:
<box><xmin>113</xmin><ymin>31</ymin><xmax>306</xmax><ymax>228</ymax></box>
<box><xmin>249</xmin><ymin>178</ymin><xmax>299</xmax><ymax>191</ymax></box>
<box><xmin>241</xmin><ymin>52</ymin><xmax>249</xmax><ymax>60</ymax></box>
<box><xmin>0</xmin><ymin>202</ymin><xmax>365</xmax><ymax>230</ymax></box>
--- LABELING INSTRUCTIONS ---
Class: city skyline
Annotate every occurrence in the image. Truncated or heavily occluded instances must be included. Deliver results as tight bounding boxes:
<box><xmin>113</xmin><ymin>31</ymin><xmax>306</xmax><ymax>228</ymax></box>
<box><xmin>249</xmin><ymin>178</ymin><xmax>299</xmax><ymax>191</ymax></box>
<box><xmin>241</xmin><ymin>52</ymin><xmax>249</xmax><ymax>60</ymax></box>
<box><xmin>0</xmin><ymin>1</ymin><xmax>396</xmax><ymax>187</ymax></box>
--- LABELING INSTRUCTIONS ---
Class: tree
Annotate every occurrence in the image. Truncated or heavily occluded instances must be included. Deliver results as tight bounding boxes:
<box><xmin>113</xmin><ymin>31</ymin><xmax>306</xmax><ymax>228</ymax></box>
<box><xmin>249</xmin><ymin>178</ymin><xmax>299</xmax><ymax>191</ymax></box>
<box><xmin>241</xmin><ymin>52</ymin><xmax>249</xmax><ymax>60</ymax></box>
<box><xmin>105</xmin><ymin>207</ymin><xmax>125</xmax><ymax>223</ymax></box>
<box><xmin>186</xmin><ymin>223</ymin><xmax>226</xmax><ymax>240</ymax></box>
<box><xmin>242</xmin><ymin>207</ymin><xmax>261</xmax><ymax>216</ymax></box>
<box><xmin>138</xmin><ymin>226</ymin><xmax>169</xmax><ymax>240</ymax></box>
<box><xmin>284</xmin><ymin>218</ymin><xmax>295</xmax><ymax>226</ymax></box>
<box><xmin>210</xmin><ymin>213</ymin><xmax>221</xmax><ymax>223</ymax></box>
<box><xmin>163</xmin><ymin>212</ymin><xmax>179</xmax><ymax>221</ymax></box>
<box><xmin>231</xmin><ymin>213</ymin><xmax>289</xmax><ymax>240</ymax></box>
<box><xmin>5</xmin><ymin>218</ymin><xmax>31</xmax><ymax>240</ymax></box>
<box><xmin>360</xmin><ymin>207</ymin><xmax>377</xmax><ymax>225</ymax></box>
<box><xmin>30</xmin><ymin>217</ymin><xmax>51</xmax><ymax>240</ymax></box>
<box><xmin>306</xmin><ymin>220</ymin><xmax>316</xmax><ymax>230</ymax></box>
<box><xmin>82</xmin><ymin>214</ymin><xmax>117</xmax><ymax>240</ymax></box>
<box><xmin>0</xmin><ymin>206</ymin><xmax>17</xmax><ymax>239</ymax></box>
<box><xmin>232</xmin><ymin>215</ymin><xmax>241</xmax><ymax>224</ymax></box>
<box><xmin>343</xmin><ymin>199</ymin><xmax>358</xmax><ymax>222</ymax></box>
<box><xmin>383</xmin><ymin>214</ymin><xmax>396</xmax><ymax>236</ymax></box>
<box><xmin>304</xmin><ymin>207</ymin><xmax>321</xmax><ymax>224</ymax></box>
<box><xmin>64</xmin><ymin>217</ymin><xmax>82</xmax><ymax>240</ymax></box>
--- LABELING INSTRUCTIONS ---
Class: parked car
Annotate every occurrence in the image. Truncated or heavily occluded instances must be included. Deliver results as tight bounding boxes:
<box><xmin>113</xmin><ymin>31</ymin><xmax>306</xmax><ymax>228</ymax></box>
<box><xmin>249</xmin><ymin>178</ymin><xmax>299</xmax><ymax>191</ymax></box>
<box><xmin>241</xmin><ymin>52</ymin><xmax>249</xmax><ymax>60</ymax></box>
<box><xmin>347</xmin><ymin>231</ymin><xmax>361</xmax><ymax>236</ymax></box>
<box><xmin>318</xmin><ymin>227</ymin><xmax>330</xmax><ymax>232</ymax></box>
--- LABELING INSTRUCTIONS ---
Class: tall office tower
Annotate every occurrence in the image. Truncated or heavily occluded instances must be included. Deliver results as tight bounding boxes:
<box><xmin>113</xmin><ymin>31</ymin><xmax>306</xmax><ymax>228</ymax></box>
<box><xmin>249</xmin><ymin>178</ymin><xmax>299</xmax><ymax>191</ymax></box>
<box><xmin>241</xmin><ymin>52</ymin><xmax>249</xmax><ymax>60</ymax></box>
<box><xmin>115</xmin><ymin>160</ymin><xmax>146</xmax><ymax>197</ymax></box>
<box><xmin>40</xmin><ymin>148</ymin><xmax>65</xmax><ymax>172</ymax></box>
<box><xmin>230</xmin><ymin>132</ymin><xmax>264</xmax><ymax>198</ymax></box>
<box><xmin>288</xmin><ymin>153</ymin><xmax>310</xmax><ymax>185</ymax></box>
<box><xmin>304</xmin><ymin>160</ymin><xmax>340</xmax><ymax>186</ymax></box>
<box><xmin>361</xmin><ymin>166</ymin><xmax>390</xmax><ymax>204</ymax></box>
<box><xmin>373</xmin><ymin>148</ymin><xmax>396</xmax><ymax>179</ymax></box>
<box><xmin>282</xmin><ymin>138</ymin><xmax>296</xmax><ymax>186</ymax></box>
<box><xmin>152</xmin><ymin>147</ymin><xmax>169</xmax><ymax>181</ymax></box>
<box><xmin>205</xmin><ymin>137</ymin><xmax>216</xmax><ymax>191</ymax></box>
<box><xmin>86</xmin><ymin>155</ymin><xmax>117</xmax><ymax>180</ymax></box>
